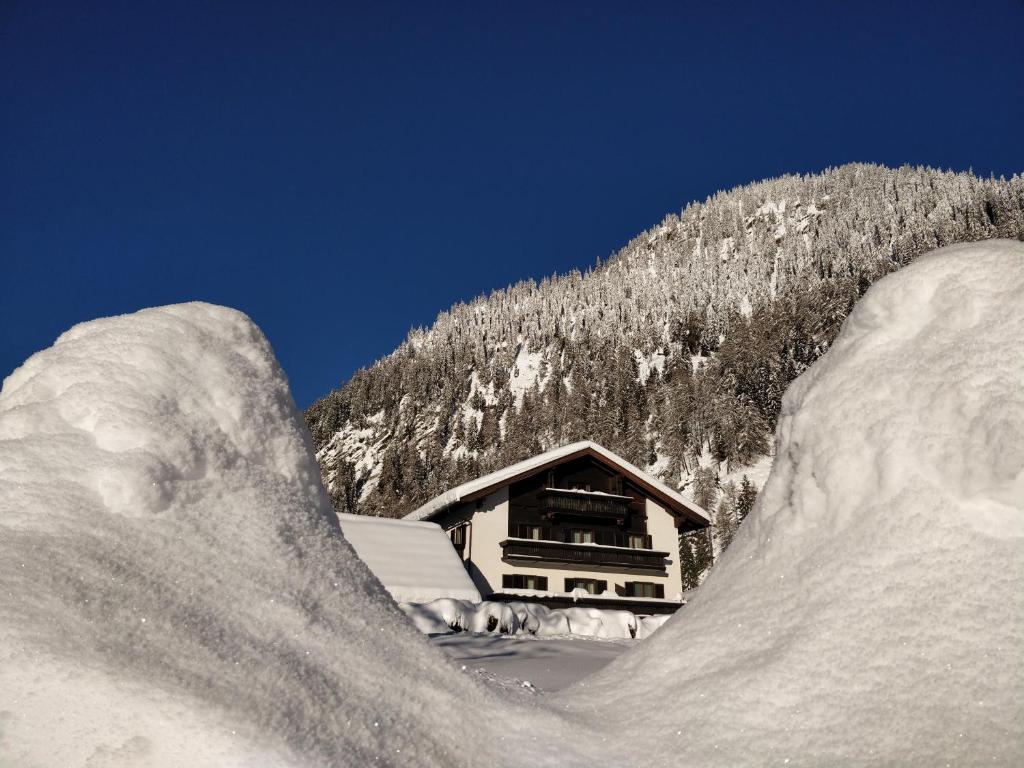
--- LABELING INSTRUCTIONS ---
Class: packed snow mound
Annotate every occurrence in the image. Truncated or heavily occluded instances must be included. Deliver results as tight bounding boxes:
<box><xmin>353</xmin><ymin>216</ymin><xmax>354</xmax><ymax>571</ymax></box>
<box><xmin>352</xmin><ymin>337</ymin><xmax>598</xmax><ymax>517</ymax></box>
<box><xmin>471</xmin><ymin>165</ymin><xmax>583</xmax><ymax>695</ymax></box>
<box><xmin>0</xmin><ymin>304</ymin><xmax>528</xmax><ymax>768</ymax></box>
<box><xmin>560</xmin><ymin>239</ymin><xmax>1024</xmax><ymax>766</ymax></box>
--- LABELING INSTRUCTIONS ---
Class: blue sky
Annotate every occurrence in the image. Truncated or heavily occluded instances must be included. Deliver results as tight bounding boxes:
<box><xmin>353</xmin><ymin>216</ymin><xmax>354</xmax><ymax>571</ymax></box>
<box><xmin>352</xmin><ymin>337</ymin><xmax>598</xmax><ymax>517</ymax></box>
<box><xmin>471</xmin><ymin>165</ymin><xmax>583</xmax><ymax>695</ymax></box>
<box><xmin>2</xmin><ymin>1</ymin><xmax>1022</xmax><ymax>407</ymax></box>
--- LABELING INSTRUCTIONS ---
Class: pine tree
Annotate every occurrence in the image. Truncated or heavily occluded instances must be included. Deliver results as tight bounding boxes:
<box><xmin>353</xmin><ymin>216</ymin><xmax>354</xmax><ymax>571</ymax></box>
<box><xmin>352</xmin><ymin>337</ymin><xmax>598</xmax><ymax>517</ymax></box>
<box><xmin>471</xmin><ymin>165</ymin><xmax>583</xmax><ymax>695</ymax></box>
<box><xmin>736</xmin><ymin>475</ymin><xmax>758</xmax><ymax>522</ymax></box>
<box><xmin>678</xmin><ymin>533</ymin><xmax>701</xmax><ymax>591</ymax></box>
<box><xmin>687</xmin><ymin>528</ymin><xmax>714</xmax><ymax>583</ymax></box>
<box><xmin>714</xmin><ymin>481</ymin><xmax>738</xmax><ymax>551</ymax></box>
<box><xmin>693</xmin><ymin>466</ymin><xmax>719</xmax><ymax>512</ymax></box>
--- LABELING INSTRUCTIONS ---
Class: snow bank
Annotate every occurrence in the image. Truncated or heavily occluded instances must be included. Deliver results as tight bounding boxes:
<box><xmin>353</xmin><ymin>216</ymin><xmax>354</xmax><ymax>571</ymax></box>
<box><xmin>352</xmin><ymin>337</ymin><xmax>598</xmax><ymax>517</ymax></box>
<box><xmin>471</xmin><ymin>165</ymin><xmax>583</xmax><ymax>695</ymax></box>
<box><xmin>560</xmin><ymin>240</ymin><xmax>1024</xmax><ymax>765</ymax></box>
<box><xmin>337</xmin><ymin>513</ymin><xmax>482</xmax><ymax>604</ymax></box>
<box><xmin>400</xmin><ymin>598</ymin><xmax>669</xmax><ymax>640</ymax></box>
<box><xmin>5</xmin><ymin>236</ymin><xmax>1020</xmax><ymax>767</ymax></box>
<box><xmin>402</xmin><ymin>598</ymin><xmax>521</xmax><ymax>635</ymax></box>
<box><xmin>0</xmin><ymin>303</ymin><xmax>524</xmax><ymax>768</ymax></box>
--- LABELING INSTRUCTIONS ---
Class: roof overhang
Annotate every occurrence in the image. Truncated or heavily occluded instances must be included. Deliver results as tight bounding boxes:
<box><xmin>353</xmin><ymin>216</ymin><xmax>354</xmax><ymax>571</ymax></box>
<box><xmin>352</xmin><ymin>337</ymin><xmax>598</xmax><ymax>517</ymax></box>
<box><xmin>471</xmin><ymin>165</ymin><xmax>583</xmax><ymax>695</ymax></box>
<box><xmin>405</xmin><ymin>440</ymin><xmax>709</xmax><ymax>528</ymax></box>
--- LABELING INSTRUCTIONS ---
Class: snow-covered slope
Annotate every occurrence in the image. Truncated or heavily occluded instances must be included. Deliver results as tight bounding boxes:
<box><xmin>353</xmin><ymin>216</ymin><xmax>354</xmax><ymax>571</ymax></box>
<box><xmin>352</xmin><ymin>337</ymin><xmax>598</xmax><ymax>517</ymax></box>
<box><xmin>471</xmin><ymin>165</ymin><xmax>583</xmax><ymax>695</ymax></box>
<box><xmin>559</xmin><ymin>240</ymin><xmax>1024</xmax><ymax>766</ymax></box>
<box><xmin>0</xmin><ymin>304</ymin><xmax>525</xmax><ymax>768</ymax></box>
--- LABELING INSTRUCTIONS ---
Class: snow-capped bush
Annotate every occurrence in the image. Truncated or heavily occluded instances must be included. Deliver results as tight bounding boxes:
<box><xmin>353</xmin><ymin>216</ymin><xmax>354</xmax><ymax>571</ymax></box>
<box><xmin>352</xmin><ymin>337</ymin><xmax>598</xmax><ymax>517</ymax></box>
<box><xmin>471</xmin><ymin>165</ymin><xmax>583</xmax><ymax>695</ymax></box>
<box><xmin>400</xmin><ymin>599</ymin><xmax>659</xmax><ymax>640</ymax></box>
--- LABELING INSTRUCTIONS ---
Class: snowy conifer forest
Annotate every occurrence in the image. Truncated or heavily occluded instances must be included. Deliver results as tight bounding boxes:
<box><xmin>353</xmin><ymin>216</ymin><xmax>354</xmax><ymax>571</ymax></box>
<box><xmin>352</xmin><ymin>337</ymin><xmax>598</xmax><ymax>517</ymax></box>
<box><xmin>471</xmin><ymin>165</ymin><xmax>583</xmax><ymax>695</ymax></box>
<box><xmin>305</xmin><ymin>163</ymin><xmax>1024</xmax><ymax>582</ymax></box>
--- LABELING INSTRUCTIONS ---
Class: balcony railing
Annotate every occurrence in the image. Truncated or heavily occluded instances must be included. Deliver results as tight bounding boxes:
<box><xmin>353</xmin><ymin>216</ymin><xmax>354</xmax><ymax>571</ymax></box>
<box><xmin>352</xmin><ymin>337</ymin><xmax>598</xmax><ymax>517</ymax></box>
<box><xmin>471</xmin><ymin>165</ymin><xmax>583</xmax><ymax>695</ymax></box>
<box><xmin>539</xmin><ymin>488</ymin><xmax>633</xmax><ymax>518</ymax></box>
<box><xmin>512</xmin><ymin>524</ymin><xmax>652</xmax><ymax>549</ymax></box>
<box><xmin>499</xmin><ymin>538</ymin><xmax>669</xmax><ymax>572</ymax></box>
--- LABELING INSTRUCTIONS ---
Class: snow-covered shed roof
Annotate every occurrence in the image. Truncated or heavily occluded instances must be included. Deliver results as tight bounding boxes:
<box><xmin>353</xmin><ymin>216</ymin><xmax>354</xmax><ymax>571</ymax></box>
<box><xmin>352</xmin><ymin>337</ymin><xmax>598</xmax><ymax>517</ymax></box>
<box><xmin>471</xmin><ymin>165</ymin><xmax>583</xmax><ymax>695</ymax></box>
<box><xmin>405</xmin><ymin>440</ymin><xmax>709</xmax><ymax>527</ymax></box>
<box><xmin>338</xmin><ymin>513</ymin><xmax>482</xmax><ymax>605</ymax></box>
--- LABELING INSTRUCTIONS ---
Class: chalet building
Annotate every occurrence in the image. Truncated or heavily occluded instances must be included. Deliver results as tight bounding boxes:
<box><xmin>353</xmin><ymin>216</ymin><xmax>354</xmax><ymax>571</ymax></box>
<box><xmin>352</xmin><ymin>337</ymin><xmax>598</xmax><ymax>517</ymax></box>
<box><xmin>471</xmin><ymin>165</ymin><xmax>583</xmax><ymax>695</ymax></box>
<box><xmin>405</xmin><ymin>441</ymin><xmax>710</xmax><ymax>614</ymax></box>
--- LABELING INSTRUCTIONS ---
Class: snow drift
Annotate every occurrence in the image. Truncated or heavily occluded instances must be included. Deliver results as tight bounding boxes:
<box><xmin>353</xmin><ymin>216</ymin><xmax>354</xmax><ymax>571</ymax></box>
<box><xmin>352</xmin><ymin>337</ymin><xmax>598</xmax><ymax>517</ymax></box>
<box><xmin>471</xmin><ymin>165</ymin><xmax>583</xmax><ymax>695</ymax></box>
<box><xmin>2</xmin><ymin>238</ymin><xmax>1021</xmax><ymax>768</ymax></box>
<box><xmin>560</xmin><ymin>239</ymin><xmax>1024</xmax><ymax>765</ymax></box>
<box><xmin>0</xmin><ymin>304</ymin><xmax>535</xmax><ymax>768</ymax></box>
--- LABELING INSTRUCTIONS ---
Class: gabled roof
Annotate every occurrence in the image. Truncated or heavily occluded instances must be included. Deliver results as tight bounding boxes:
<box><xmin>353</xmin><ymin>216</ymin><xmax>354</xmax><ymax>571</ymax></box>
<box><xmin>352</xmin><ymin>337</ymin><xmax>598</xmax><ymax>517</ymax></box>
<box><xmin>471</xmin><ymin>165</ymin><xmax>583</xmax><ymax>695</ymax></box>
<box><xmin>338</xmin><ymin>513</ymin><xmax>482</xmax><ymax>604</ymax></box>
<box><xmin>404</xmin><ymin>440</ymin><xmax>709</xmax><ymax>527</ymax></box>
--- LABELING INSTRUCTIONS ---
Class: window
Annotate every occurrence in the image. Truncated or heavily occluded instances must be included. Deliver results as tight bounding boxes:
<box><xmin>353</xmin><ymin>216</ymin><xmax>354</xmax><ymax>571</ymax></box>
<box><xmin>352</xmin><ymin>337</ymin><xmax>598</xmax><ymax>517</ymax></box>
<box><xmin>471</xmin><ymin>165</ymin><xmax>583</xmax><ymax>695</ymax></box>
<box><xmin>450</xmin><ymin>524</ymin><xmax>467</xmax><ymax>552</ymax></box>
<box><xmin>514</xmin><ymin>524</ymin><xmax>546</xmax><ymax>540</ymax></box>
<box><xmin>503</xmin><ymin>574</ymin><xmax>548</xmax><ymax>591</ymax></box>
<box><xmin>624</xmin><ymin>582</ymin><xmax>664</xmax><ymax>598</ymax></box>
<box><xmin>627</xmin><ymin>533</ymin><xmax>647</xmax><ymax>549</ymax></box>
<box><xmin>564</xmin><ymin>578</ymin><xmax>607</xmax><ymax>594</ymax></box>
<box><xmin>570</xmin><ymin>529</ymin><xmax>594</xmax><ymax>544</ymax></box>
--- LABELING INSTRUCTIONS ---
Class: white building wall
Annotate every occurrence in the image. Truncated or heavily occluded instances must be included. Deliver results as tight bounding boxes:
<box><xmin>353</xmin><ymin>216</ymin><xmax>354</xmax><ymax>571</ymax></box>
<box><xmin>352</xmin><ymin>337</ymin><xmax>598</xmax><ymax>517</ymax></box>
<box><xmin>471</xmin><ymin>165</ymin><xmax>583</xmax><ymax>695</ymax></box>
<box><xmin>645</xmin><ymin>497</ymin><xmax>683</xmax><ymax>598</ymax></box>
<box><xmin>453</xmin><ymin>491</ymin><xmax>683</xmax><ymax>601</ymax></box>
<box><xmin>458</xmin><ymin>486</ymin><xmax>508</xmax><ymax>596</ymax></box>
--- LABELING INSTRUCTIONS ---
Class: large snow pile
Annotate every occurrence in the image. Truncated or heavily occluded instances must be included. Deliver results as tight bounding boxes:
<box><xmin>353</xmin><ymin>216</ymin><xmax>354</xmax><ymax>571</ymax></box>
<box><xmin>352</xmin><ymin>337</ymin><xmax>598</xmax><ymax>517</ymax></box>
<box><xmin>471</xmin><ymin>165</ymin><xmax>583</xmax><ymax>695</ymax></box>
<box><xmin>560</xmin><ymin>239</ymin><xmax>1024</xmax><ymax>765</ymax></box>
<box><xmin>337</xmin><ymin>513</ymin><xmax>482</xmax><ymax>604</ymax></box>
<box><xmin>0</xmin><ymin>304</ymin><xmax>534</xmax><ymax>768</ymax></box>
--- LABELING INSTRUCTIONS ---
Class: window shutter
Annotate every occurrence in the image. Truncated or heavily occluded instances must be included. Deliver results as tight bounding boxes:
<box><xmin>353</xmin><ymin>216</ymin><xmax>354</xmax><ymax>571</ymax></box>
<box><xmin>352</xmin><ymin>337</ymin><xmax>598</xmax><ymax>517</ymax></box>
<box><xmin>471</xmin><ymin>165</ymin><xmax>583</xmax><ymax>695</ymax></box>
<box><xmin>502</xmin><ymin>575</ymin><xmax>514</xmax><ymax>588</ymax></box>
<box><xmin>597</xmin><ymin>580</ymin><xmax>607</xmax><ymax>594</ymax></box>
<box><xmin>655</xmin><ymin>584</ymin><xmax>665</xmax><ymax>599</ymax></box>
<box><xmin>565</xmin><ymin>578</ymin><xmax>575</xmax><ymax>592</ymax></box>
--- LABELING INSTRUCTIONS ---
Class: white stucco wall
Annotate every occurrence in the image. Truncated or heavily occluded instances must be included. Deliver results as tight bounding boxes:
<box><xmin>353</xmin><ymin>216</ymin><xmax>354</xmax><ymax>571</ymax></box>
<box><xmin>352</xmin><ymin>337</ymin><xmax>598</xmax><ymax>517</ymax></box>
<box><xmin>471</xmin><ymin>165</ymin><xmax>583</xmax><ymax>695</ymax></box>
<box><xmin>451</xmin><ymin>491</ymin><xmax>683</xmax><ymax>601</ymax></box>
<box><xmin>645</xmin><ymin>497</ymin><xmax>682</xmax><ymax>596</ymax></box>
<box><xmin>456</xmin><ymin>486</ymin><xmax>508</xmax><ymax>596</ymax></box>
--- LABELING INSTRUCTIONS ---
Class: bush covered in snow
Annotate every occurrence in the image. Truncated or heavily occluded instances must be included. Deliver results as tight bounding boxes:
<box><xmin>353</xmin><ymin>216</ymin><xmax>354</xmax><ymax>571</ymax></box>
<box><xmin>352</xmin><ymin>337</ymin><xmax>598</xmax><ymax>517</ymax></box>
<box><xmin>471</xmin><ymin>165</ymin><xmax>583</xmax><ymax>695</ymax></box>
<box><xmin>401</xmin><ymin>598</ymin><xmax>669</xmax><ymax>640</ymax></box>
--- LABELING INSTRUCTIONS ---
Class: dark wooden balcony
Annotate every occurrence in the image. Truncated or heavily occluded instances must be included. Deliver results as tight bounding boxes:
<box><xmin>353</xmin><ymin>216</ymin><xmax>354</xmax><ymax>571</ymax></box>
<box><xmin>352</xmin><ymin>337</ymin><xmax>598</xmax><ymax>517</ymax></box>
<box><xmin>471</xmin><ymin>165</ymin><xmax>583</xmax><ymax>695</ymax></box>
<box><xmin>539</xmin><ymin>487</ymin><xmax>633</xmax><ymax>518</ymax></box>
<box><xmin>512</xmin><ymin>524</ymin><xmax>651</xmax><ymax>549</ymax></box>
<box><xmin>499</xmin><ymin>537</ymin><xmax>669</xmax><ymax>572</ymax></box>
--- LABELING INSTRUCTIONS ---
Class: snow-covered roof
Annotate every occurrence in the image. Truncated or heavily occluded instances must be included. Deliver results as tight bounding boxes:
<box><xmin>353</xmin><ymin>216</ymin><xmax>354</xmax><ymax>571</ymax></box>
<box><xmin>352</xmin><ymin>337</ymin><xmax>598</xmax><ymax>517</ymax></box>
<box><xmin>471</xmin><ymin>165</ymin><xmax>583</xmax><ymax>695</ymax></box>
<box><xmin>338</xmin><ymin>513</ymin><xmax>482</xmax><ymax>604</ymax></box>
<box><xmin>405</xmin><ymin>440</ymin><xmax>709</xmax><ymax>525</ymax></box>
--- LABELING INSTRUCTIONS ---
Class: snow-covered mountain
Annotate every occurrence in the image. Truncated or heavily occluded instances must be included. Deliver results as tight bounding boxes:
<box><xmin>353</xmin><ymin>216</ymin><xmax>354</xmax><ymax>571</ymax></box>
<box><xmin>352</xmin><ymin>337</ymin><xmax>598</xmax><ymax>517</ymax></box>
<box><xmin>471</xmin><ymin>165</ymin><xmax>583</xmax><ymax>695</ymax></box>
<box><xmin>305</xmin><ymin>163</ymin><xmax>1023</xmax><ymax>575</ymax></box>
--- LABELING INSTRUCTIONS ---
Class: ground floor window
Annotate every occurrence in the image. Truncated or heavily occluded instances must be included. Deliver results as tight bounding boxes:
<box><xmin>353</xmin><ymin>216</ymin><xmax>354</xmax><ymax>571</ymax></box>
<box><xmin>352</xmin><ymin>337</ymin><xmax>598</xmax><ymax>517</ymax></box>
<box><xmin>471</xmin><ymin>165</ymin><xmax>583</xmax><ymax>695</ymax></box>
<box><xmin>503</xmin><ymin>574</ymin><xmax>548</xmax><ymax>590</ymax></box>
<box><xmin>565</xmin><ymin>577</ymin><xmax>607</xmax><ymax>594</ymax></box>
<box><xmin>624</xmin><ymin>581</ymin><xmax>664</xmax><ymax>598</ymax></box>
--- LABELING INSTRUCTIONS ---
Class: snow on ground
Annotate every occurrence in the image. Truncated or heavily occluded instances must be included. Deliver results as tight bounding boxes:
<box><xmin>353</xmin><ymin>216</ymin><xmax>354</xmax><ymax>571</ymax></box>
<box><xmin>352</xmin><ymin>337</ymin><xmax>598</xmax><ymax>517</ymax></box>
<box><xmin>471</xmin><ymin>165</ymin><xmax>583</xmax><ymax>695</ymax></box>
<box><xmin>509</xmin><ymin>345</ymin><xmax>545</xmax><ymax>406</ymax></box>
<box><xmin>557</xmin><ymin>239</ymin><xmax>1024</xmax><ymax>766</ymax></box>
<box><xmin>431</xmin><ymin>633</ymin><xmax>633</xmax><ymax>693</ymax></box>
<box><xmin>0</xmin><ymin>303</ymin><xmax>550</xmax><ymax>768</ymax></box>
<box><xmin>634</xmin><ymin>348</ymin><xmax>666</xmax><ymax>385</ymax></box>
<box><xmin>337</xmin><ymin>513</ymin><xmax>481</xmax><ymax>604</ymax></box>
